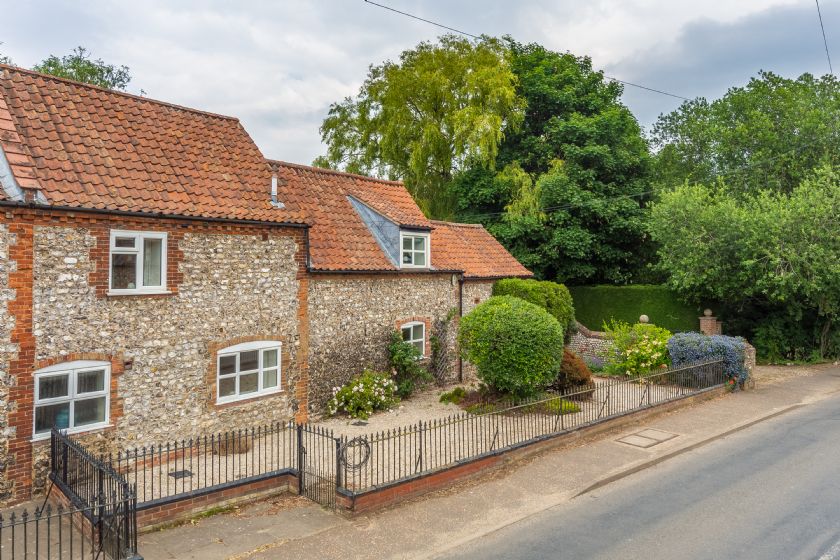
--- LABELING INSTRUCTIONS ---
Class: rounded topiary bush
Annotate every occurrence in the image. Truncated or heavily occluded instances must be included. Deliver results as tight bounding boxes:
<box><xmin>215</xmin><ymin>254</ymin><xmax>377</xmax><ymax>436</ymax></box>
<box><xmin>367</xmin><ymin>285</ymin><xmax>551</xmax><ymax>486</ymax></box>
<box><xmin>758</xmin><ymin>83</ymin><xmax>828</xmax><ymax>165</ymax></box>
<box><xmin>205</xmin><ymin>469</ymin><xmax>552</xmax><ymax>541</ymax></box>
<box><xmin>458</xmin><ymin>295</ymin><xmax>564</xmax><ymax>398</ymax></box>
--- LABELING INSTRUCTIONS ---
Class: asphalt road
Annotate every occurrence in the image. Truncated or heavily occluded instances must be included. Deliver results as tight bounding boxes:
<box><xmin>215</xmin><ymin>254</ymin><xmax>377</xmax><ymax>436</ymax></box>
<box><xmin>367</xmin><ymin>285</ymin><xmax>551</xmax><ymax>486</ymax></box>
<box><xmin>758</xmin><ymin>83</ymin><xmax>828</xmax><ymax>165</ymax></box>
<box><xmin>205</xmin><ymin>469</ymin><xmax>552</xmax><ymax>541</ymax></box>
<box><xmin>446</xmin><ymin>392</ymin><xmax>840</xmax><ymax>560</ymax></box>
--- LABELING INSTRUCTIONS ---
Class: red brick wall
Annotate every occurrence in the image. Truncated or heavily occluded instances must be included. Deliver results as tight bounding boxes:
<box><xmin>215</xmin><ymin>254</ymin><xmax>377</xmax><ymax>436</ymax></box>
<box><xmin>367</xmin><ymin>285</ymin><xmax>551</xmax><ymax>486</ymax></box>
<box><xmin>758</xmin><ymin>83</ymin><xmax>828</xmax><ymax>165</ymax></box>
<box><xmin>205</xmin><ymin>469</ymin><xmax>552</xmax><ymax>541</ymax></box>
<box><xmin>6</xmin><ymin>221</ymin><xmax>35</xmax><ymax>503</ymax></box>
<box><xmin>135</xmin><ymin>473</ymin><xmax>297</xmax><ymax>530</ymax></box>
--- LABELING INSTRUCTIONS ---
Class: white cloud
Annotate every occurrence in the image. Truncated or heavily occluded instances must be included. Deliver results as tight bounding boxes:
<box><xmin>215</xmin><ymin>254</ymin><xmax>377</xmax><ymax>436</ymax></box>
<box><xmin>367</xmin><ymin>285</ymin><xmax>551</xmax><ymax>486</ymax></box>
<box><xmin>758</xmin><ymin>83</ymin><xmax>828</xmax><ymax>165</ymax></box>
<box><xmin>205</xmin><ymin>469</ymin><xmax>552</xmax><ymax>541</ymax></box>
<box><xmin>0</xmin><ymin>0</ymin><xmax>834</xmax><ymax>163</ymax></box>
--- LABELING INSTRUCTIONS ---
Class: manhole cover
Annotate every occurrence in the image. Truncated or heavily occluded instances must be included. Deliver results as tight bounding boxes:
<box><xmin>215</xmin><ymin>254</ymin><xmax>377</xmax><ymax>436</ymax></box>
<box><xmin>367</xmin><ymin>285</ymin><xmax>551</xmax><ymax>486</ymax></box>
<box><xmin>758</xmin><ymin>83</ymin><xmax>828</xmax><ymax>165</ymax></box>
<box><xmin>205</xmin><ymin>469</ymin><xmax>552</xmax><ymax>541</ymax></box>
<box><xmin>169</xmin><ymin>469</ymin><xmax>193</xmax><ymax>480</ymax></box>
<box><xmin>617</xmin><ymin>428</ymin><xmax>678</xmax><ymax>448</ymax></box>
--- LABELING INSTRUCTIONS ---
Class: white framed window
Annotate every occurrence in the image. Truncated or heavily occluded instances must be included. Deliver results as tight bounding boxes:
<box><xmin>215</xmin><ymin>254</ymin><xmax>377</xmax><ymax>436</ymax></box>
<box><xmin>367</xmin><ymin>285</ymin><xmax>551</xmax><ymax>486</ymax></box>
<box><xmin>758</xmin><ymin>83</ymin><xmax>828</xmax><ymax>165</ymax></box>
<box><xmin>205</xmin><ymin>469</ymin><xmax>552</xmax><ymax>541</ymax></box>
<box><xmin>400</xmin><ymin>232</ymin><xmax>430</xmax><ymax>268</ymax></box>
<box><xmin>217</xmin><ymin>341</ymin><xmax>282</xmax><ymax>404</ymax></box>
<box><xmin>33</xmin><ymin>361</ymin><xmax>110</xmax><ymax>439</ymax></box>
<box><xmin>401</xmin><ymin>322</ymin><xmax>426</xmax><ymax>357</ymax></box>
<box><xmin>109</xmin><ymin>230</ymin><xmax>168</xmax><ymax>294</ymax></box>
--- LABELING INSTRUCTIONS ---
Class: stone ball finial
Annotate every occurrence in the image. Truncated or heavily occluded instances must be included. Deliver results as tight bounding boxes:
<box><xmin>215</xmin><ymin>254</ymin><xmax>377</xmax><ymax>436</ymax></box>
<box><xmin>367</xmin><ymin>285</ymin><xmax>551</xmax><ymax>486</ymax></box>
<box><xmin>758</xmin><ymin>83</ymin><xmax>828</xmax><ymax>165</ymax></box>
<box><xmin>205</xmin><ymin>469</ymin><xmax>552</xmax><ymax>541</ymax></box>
<box><xmin>639</xmin><ymin>314</ymin><xmax>649</xmax><ymax>324</ymax></box>
<box><xmin>704</xmin><ymin>309</ymin><xmax>713</xmax><ymax>317</ymax></box>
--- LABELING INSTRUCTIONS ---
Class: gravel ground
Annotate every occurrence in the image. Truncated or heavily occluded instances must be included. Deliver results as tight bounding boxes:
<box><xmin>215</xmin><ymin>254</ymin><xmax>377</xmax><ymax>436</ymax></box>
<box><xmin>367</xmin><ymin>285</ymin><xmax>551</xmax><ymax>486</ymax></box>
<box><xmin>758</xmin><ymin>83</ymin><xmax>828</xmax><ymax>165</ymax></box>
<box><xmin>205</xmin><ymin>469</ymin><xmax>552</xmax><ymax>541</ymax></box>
<box><xmin>122</xmin><ymin>368</ymin><xmax>728</xmax><ymax>503</ymax></box>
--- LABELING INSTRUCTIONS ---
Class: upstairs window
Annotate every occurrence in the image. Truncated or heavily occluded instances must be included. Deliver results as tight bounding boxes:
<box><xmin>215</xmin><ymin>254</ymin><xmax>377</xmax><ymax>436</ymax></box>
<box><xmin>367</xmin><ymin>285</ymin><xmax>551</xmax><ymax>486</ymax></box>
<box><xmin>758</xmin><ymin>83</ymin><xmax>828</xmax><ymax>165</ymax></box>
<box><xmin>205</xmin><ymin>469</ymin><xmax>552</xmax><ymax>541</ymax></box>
<box><xmin>109</xmin><ymin>231</ymin><xmax>168</xmax><ymax>294</ymax></box>
<box><xmin>217</xmin><ymin>341</ymin><xmax>282</xmax><ymax>404</ymax></box>
<box><xmin>401</xmin><ymin>322</ymin><xmax>426</xmax><ymax>357</ymax></box>
<box><xmin>34</xmin><ymin>361</ymin><xmax>110</xmax><ymax>438</ymax></box>
<box><xmin>400</xmin><ymin>232</ymin><xmax>430</xmax><ymax>268</ymax></box>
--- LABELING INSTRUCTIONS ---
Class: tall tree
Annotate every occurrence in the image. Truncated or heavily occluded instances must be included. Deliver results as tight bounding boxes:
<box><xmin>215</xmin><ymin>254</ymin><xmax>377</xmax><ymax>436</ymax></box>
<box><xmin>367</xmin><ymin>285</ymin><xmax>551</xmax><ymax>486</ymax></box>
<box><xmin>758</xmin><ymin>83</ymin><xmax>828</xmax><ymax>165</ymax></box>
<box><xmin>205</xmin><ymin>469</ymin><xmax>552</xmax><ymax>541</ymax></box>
<box><xmin>0</xmin><ymin>41</ymin><xmax>13</xmax><ymax>65</ymax></box>
<box><xmin>33</xmin><ymin>46</ymin><xmax>132</xmax><ymax>91</ymax></box>
<box><xmin>650</xmin><ymin>165</ymin><xmax>840</xmax><ymax>359</ymax></box>
<box><xmin>651</xmin><ymin>71</ymin><xmax>840</xmax><ymax>195</ymax></box>
<box><xmin>316</xmin><ymin>35</ymin><xmax>524</xmax><ymax>219</ymax></box>
<box><xmin>454</xmin><ymin>41</ymin><xmax>652</xmax><ymax>284</ymax></box>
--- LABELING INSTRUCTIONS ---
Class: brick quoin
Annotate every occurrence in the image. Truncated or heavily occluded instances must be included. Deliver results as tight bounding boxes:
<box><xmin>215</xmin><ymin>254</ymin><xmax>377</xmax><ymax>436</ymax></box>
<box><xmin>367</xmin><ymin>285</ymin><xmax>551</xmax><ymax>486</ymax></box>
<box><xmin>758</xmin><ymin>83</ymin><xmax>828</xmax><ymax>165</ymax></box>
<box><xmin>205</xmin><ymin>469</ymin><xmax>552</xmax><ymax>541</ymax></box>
<box><xmin>0</xmin><ymin>206</ymin><xmax>311</xmax><ymax>505</ymax></box>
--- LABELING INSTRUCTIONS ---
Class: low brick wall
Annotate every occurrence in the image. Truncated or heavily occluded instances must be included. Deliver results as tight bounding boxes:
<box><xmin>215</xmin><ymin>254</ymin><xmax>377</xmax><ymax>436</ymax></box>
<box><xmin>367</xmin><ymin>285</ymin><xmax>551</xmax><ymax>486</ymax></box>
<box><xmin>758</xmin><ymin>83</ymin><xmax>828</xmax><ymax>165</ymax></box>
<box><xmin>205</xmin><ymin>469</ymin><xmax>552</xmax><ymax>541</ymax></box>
<box><xmin>335</xmin><ymin>384</ymin><xmax>728</xmax><ymax>514</ymax></box>
<box><xmin>135</xmin><ymin>471</ymin><xmax>297</xmax><ymax>531</ymax></box>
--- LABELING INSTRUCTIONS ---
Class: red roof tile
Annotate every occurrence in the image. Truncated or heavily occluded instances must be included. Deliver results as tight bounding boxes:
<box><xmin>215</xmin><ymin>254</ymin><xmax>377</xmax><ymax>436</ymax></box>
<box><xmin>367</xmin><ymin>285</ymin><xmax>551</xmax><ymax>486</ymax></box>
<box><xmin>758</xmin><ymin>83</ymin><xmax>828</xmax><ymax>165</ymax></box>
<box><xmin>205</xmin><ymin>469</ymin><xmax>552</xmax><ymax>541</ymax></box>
<box><xmin>0</xmin><ymin>64</ymin><xmax>528</xmax><ymax>277</ymax></box>
<box><xmin>270</xmin><ymin>160</ymin><xmax>431</xmax><ymax>271</ymax></box>
<box><xmin>270</xmin><ymin>161</ymin><xmax>530</xmax><ymax>277</ymax></box>
<box><xmin>0</xmin><ymin>64</ymin><xmax>306</xmax><ymax>224</ymax></box>
<box><xmin>430</xmin><ymin>220</ymin><xmax>532</xmax><ymax>279</ymax></box>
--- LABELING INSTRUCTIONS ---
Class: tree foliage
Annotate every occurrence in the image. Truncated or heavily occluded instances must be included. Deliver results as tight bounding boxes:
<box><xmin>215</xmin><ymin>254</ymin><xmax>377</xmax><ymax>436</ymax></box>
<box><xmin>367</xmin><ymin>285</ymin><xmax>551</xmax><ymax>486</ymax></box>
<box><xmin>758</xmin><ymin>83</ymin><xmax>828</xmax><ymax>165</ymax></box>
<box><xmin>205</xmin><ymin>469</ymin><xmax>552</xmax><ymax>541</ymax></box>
<box><xmin>651</xmin><ymin>71</ymin><xmax>840</xmax><ymax>195</ymax></box>
<box><xmin>33</xmin><ymin>46</ymin><xmax>132</xmax><ymax>91</ymax></box>
<box><xmin>650</xmin><ymin>165</ymin><xmax>840</xmax><ymax>359</ymax></box>
<box><xmin>316</xmin><ymin>35</ymin><xmax>524</xmax><ymax>219</ymax></box>
<box><xmin>453</xmin><ymin>40</ymin><xmax>652</xmax><ymax>284</ymax></box>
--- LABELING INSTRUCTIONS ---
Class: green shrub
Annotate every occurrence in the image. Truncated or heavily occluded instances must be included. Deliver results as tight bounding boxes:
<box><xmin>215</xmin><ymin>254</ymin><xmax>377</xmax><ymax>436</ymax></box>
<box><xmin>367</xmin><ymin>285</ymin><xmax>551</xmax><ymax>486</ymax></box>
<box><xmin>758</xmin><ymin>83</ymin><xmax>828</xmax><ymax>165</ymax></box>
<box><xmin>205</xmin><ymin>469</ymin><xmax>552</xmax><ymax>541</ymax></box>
<box><xmin>569</xmin><ymin>285</ymin><xmax>702</xmax><ymax>333</ymax></box>
<box><xmin>439</xmin><ymin>387</ymin><xmax>467</xmax><ymax>404</ymax></box>
<box><xmin>552</xmin><ymin>348</ymin><xmax>592</xmax><ymax>391</ymax></box>
<box><xmin>520</xmin><ymin>397</ymin><xmax>581</xmax><ymax>415</ymax></box>
<box><xmin>388</xmin><ymin>331</ymin><xmax>433</xmax><ymax>398</ymax></box>
<box><xmin>458</xmin><ymin>295</ymin><xmax>565</xmax><ymax>398</ymax></box>
<box><xmin>465</xmin><ymin>402</ymin><xmax>498</xmax><ymax>415</ymax></box>
<box><xmin>493</xmin><ymin>278</ymin><xmax>576</xmax><ymax>335</ymax></box>
<box><xmin>327</xmin><ymin>370</ymin><xmax>399</xmax><ymax>419</ymax></box>
<box><xmin>603</xmin><ymin>320</ymin><xmax>672</xmax><ymax>376</ymax></box>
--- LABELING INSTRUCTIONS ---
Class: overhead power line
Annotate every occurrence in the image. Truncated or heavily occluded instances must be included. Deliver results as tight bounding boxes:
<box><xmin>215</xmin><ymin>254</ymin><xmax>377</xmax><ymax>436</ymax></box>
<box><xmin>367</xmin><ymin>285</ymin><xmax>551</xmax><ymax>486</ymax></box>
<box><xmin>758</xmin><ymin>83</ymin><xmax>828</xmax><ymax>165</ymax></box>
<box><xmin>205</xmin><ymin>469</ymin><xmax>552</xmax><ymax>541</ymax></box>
<box><xmin>816</xmin><ymin>0</ymin><xmax>834</xmax><ymax>75</ymax></box>
<box><xmin>362</xmin><ymin>0</ymin><xmax>690</xmax><ymax>101</ymax></box>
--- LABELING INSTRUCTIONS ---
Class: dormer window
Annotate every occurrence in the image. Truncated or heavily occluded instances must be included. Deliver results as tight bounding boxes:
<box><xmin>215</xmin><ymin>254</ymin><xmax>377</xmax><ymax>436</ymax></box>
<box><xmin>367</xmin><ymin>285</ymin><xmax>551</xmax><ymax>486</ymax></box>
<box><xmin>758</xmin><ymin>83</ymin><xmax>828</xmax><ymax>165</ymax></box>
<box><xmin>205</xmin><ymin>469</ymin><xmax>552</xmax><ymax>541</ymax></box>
<box><xmin>400</xmin><ymin>232</ymin><xmax>430</xmax><ymax>268</ymax></box>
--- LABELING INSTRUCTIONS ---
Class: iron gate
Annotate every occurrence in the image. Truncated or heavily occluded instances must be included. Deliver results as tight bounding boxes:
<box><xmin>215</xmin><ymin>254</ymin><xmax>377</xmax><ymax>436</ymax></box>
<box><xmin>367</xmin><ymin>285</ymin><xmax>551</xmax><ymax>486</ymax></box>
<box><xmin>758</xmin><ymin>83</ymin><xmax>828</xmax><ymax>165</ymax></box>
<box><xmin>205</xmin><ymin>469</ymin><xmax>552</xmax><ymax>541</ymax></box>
<box><xmin>297</xmin><ymin>425</ymin><xmax>338</xmax><ymax>508</ymax></box>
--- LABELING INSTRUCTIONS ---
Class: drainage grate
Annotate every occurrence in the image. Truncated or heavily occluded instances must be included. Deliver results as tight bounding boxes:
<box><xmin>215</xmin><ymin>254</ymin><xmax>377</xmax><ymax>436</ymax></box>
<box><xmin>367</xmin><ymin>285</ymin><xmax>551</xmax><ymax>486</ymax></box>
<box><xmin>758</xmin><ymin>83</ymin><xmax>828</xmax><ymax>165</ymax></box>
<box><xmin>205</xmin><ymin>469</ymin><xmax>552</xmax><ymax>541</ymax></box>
<box><xmin>168</xmin><ymin>469</ymin><xmax>193</xmax><ymax>480</ymax></box>
<box><xmin>617</xmin><ymin>428</ymin><xmax>678</xmax><ymax>448</ymax></box>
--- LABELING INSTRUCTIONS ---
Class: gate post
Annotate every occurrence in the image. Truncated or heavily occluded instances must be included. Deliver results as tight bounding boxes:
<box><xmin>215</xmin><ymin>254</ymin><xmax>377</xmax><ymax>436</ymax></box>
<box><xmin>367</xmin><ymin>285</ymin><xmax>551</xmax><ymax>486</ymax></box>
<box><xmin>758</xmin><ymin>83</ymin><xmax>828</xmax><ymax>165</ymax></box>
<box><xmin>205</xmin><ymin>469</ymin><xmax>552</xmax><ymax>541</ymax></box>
<box><xmin>296</xmin><ymin>424</ymin><xmax>304</xmax><ymax>494</ymax></box>
<box><xmin>335</xmin><ymin>437</ymin><xmax>342</xmax><ymax>491</ymax></box>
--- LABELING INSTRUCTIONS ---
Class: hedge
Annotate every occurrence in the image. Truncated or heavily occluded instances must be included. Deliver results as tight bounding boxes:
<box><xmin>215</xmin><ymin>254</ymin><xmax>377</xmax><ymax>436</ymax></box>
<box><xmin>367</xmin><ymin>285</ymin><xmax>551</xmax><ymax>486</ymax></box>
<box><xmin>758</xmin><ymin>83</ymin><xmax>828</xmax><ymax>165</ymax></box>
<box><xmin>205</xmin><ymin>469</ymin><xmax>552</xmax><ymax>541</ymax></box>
<box><xmin>568</xmin><ymin>284</ymin><xmax>702</xmax><ymax>333</ymax></box>
<box><xmin>493</xmin><ymin>278</ymin><xmax>575</xmax><ymax>334</ymax></box>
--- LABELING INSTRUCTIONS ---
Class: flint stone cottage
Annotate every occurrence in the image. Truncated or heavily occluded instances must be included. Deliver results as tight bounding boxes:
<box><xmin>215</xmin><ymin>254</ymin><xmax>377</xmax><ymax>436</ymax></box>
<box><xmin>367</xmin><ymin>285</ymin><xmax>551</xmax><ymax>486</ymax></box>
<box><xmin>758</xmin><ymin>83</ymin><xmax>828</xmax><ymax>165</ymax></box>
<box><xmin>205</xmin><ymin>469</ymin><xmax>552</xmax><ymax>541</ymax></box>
<box><xmin>0</xmin><ymin>65</ymin><xmax>530</xmax><ymax>505</ymax></box>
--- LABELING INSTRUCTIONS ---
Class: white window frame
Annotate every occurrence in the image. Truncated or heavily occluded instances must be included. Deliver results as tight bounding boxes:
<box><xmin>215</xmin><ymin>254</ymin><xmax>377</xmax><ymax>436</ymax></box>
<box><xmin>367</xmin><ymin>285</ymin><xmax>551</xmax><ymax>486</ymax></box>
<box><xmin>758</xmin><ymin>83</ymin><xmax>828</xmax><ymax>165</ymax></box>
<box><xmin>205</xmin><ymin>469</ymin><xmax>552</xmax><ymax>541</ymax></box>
<box><xmin>33</xmin><ymin>360</ymin><xmax>111</xmax><ymax>441</ymax></box>
<box><xmin>401</xmin><ymin>321</ymin><xmax>427</xmax><ymax>358</ymax></box>
<box><xmin>108</xmin><ymin>230</ymin><xmax>169</xmax><ymax>295</ymax></box>
<box><xmin>216</xmin><ymin>341</ymin><xmax>282</xmax><ymax>404</ymax></box>
<box><xmin>399</xmin><ymin>231</ymin><xmax>431</xmax><ymax>269</ymax></box>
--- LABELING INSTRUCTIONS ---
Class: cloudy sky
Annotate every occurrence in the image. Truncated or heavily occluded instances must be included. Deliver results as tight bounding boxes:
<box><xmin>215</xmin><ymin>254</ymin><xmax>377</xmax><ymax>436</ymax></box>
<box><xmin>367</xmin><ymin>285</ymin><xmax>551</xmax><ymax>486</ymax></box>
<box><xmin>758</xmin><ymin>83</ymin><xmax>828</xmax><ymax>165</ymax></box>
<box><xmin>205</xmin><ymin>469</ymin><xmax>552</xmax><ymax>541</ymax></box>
<box><xmin>1</xmin><ymin>0</ymin><xmax>836</xmax><ymax>164</ymax></box>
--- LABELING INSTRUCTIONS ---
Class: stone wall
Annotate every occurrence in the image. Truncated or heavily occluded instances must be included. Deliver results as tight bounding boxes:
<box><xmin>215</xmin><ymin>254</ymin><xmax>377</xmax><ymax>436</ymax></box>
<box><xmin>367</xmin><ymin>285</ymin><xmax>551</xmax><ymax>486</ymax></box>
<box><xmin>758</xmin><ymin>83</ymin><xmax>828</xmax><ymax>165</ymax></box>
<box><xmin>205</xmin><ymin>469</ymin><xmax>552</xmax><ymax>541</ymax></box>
<box><xmin>307</xmin><ymin>273</ymin><xmax>460</xmax><ymax>414</ymax></box>
<box><xmin>0</xmin><ymin>209</ymin><xmax>308</xmax><ymax>505</ymax></box>
<box><xmin>0</xmin><ymin>224</ymin><xmax>14</xmax><ymax>502</ymax></box>
<box><xmin>32</xmin><ymin>226</ymin><xmax>302</xmax><ymax>443</ymax></box>
<box><xmin>567</xmin><ymin>322</ymin><xmax>615</xmax><ymax>367</ymax></box>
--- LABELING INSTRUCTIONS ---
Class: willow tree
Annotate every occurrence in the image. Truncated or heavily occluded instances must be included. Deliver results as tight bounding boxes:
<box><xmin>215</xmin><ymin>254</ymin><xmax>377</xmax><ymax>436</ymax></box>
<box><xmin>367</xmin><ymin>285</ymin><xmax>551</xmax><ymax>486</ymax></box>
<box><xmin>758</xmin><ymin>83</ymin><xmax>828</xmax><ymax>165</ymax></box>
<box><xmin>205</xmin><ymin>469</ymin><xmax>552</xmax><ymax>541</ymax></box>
<box><xmin>315</xmin><ymin>35</ymin><xmax>524</xmax><ymax>219</ymax></box>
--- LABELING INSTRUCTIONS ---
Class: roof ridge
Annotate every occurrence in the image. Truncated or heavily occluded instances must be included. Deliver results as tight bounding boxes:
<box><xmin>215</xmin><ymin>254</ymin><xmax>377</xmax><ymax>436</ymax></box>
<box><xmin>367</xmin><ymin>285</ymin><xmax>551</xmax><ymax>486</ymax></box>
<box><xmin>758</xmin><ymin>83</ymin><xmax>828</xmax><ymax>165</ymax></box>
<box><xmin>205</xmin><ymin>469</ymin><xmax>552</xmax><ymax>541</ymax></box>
<box><xmin>269</xmin><ymin>159</ymin><xmax>405</xmax><ymax>187</ymax></box>
<box><xmin>430</xmin><ymin>220</ymin><xmax>485</xmax><ymax>229</ymax></box>
<box><xmin>0</xmin><ymin>63</ymin><xmax>240</xmax><ymax>122</ymax></box>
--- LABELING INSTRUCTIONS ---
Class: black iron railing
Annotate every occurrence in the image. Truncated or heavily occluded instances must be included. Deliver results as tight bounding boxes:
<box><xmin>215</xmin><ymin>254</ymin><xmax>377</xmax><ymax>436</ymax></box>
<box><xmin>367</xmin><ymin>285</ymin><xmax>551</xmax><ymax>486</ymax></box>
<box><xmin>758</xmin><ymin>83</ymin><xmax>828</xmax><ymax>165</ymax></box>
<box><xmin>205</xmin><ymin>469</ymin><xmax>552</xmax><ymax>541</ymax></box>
<box><xmin>113</xmin><ymin>421</ymin><xmax>297</xmax><ymax>507</ymax></box>
<box><xmin>48</xmin><ymin>430</ymin><xmax>140</xmax><ymax>560</ymax></box>
<box><xmin>338</xmin><ymin>360</ymin><xmax>726</xmax><ymax>493</ymax></box>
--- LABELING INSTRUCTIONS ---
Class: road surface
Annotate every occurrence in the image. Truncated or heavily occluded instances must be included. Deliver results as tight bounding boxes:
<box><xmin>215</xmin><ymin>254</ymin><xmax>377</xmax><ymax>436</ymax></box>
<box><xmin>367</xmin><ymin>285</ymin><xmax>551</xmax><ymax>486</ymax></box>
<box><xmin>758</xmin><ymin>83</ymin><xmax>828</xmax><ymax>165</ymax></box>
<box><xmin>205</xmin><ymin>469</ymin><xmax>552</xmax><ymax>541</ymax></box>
<box><xmin>446</xmin><ymin>392</ymin><xmax>840</xmax><ymax>560</ymax></box>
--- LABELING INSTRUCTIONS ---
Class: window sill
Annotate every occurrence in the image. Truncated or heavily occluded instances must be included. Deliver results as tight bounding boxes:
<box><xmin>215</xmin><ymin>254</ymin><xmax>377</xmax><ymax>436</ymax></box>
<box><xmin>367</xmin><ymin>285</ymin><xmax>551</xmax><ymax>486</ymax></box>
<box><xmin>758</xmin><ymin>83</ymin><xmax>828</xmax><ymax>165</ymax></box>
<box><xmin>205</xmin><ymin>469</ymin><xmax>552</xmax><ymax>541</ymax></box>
<box><xmin>215</xmin><ymin>389</ymin><xmax>283</xmax><ymax>408</ymax></box>
<box><xmin>107</xmin><ymin>290</ymin><xmax>172</xmax><ymax>297</ymax></box>
<box><xmin>31</xmin><ymin>423</ymin><xmax>113</xmax><ymax>443</ymax></box>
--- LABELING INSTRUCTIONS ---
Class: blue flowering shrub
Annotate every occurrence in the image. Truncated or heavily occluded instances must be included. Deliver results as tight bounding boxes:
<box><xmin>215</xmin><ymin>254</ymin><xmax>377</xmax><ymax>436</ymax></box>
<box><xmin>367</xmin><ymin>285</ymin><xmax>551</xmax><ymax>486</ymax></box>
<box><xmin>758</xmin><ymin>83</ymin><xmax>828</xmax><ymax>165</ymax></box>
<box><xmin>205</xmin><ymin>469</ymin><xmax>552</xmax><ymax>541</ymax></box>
<box><xmin>668</xmin><ymin>333</ymin><xmax>748</xmax><ymax>384</ymax></box>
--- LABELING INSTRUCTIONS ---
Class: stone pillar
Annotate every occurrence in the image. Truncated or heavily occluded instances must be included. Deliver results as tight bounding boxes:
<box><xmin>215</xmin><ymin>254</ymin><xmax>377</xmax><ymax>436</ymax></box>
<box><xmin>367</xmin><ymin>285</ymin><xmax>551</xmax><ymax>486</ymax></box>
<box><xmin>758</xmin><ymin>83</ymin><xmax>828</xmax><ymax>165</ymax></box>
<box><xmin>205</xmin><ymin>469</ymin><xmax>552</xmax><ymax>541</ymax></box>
<box><xmin>699</xmin><ymin>309</ymin><xmax>722</xmax><ymax>335</ymax></box>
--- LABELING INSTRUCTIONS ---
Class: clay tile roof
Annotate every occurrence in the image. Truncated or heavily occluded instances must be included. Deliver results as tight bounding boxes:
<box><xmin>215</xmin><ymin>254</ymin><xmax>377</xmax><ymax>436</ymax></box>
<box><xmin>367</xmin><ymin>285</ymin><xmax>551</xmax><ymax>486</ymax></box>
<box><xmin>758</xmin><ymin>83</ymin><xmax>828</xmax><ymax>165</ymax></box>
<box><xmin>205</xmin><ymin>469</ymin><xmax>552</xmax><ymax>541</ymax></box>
<box><xmin>430</xmin><ymin>220</ymin><xmax>533</xmax><ymax>279</ymax></box>
<box><xmin>270</xmin><ymin>160</ymin><xmax>432</xmax><ymax>271</ymax></box>
<box><xmin>0</xmin><ymin>64</ymin><xmax>306</xmax><ymax>224</ymax></box>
